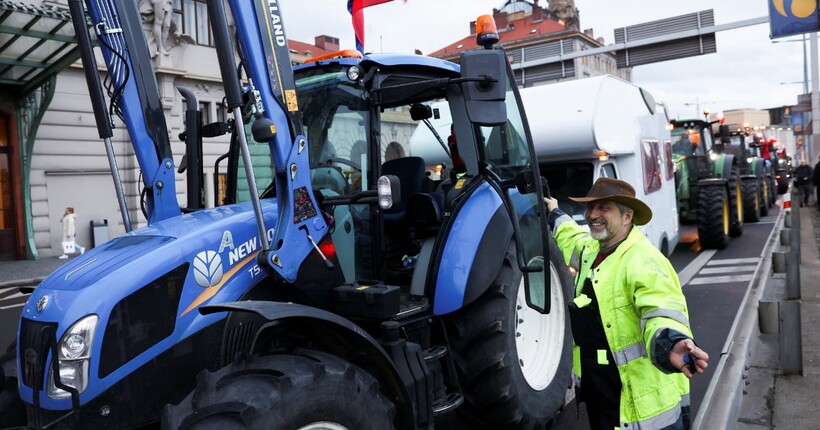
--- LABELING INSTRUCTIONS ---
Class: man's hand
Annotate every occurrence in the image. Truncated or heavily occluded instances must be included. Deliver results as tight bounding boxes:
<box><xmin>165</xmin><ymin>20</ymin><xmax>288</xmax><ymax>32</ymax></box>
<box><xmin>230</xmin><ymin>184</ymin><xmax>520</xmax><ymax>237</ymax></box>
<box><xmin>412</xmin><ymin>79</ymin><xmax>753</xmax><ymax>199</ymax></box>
<box><xmin>543</xmin><ymin>196</ymin><xmax>558</xmax><ymax>213</ymax></box>
<box><xmin>670</xmin><ymin>338</ymin><xmax>709</xmax><ymax>378</ymax></box>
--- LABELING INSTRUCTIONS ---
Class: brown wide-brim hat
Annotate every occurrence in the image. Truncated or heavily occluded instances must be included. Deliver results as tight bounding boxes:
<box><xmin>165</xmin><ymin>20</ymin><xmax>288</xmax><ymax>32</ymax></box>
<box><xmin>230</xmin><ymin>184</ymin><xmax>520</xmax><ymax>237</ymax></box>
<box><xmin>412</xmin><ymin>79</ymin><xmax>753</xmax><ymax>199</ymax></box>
<box><xmin>569</xmin><ymin>177</ymin><xmax>653</xmax><ymax>226</ymax></box>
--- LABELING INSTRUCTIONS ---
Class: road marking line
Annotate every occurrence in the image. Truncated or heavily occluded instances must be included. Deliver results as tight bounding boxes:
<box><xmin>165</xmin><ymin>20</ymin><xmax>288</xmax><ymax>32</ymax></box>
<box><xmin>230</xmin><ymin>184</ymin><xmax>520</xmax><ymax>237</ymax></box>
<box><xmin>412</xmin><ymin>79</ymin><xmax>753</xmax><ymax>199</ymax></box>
<box><xmin>699</xmin><ymin>266</ymin><xmax>756</xmax><ymax>275</ymax></box>
<box><xmin>688</xmin><ymin>274</ymin><xmax>755</xmax><ymax>285</ymax></box>
<box><xmin>0</xmin><ymin>291</ymin><xmax>27</xmax><ymax>301</ymax></box>
<box><xmin>706</xmin><ymin>258</ymin><xmax>759</xmax><ymax>265</ymax></box>
<box><xmin>0</xmin><ymin>302</ymin><xmax>26</xmax><ymax>310</ymax></box>
<box><xmin>678</xmin><ymin>249</ymin><xmax>717</xmax><ymax>287</ymax></box>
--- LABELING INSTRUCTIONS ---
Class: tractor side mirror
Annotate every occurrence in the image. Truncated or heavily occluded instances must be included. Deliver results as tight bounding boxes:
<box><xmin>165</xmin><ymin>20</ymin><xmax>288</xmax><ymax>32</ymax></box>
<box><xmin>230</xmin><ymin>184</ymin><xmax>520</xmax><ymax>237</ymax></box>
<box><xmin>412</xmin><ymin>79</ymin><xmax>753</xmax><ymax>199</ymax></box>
<box><xmin>459</xmin><ymin>50</ymin><xmax>507</xmax><ymax>126</ymax></box>
<box><xmin>409</xmin><ymin>104</ymin><xmax>433</xmax><ymax>121</ymax></box>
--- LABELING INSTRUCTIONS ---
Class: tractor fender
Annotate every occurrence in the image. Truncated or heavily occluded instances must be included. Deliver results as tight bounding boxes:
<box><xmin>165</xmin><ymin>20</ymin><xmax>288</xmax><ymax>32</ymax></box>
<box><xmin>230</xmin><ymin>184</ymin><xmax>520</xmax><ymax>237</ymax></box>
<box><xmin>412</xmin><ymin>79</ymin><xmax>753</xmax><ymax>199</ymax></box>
<box><xmin>715</xmin><ymin>153</ymin><xmax>736</xmax><ymax>179</ymax></box>
<box><xmin>200</xmin><ymin>301</ymin><xmax>416</xmax><ymax>430</ymax></box>
<box><xmin>696</xmin><ymin>177</ymin><xmax>728</xmax><ymax>187</ymax></box>
<box><xmin>431</xmin><ymin>182</ymin><xmax>514</xmax><ymax>315</ymax></box>
<box><xmin>751</xmin><ymin>158</ymin><xmax>766</xmax><ymax>177</ymax></box>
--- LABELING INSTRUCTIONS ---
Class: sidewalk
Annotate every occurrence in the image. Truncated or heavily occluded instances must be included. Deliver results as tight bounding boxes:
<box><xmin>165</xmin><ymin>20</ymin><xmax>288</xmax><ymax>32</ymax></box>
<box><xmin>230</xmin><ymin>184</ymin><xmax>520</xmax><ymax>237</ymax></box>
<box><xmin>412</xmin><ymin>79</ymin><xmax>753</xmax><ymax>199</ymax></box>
<box><xmin>771</xmin><ymin>206</ymin><xmax>820</xmax><ymax>428</ymax></box>
<box><xmin>737</xmin><ymin>205</ymin><xmax>820</xmax><ymax>429</ymax></box>
<box><xmin>0</xmin><ymin>255</ymin><xmax>70</xmax><ymax>288</ymax></box>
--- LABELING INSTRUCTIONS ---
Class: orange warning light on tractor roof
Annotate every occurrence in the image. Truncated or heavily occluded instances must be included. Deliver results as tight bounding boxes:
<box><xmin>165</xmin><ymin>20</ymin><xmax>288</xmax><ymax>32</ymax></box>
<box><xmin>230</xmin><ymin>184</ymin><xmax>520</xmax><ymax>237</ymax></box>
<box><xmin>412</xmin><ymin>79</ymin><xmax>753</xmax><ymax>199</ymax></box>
<box><xmin>475</xmin><ymin>15</ymin><xmax>499</xmax><ymax>48</ymax></box>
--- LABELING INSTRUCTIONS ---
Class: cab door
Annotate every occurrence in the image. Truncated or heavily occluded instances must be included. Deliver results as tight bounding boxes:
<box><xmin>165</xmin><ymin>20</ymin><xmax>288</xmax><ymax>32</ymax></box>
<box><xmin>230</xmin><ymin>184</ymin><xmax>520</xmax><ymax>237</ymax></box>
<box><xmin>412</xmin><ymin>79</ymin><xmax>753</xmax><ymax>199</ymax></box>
<box><xmin>478</xmin><ymin>74</ymin><xmax>552</xmax><ymax>313</ymax></box>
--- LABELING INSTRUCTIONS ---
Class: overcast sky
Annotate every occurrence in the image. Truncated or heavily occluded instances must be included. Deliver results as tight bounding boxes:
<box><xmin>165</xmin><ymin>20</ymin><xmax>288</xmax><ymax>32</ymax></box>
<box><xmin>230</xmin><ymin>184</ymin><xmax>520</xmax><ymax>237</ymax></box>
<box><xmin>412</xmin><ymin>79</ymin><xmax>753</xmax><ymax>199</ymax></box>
<box><xmin>279</xmin><ymin>1</ymin><xmax>808</xmax><ymax>120</ymax></box>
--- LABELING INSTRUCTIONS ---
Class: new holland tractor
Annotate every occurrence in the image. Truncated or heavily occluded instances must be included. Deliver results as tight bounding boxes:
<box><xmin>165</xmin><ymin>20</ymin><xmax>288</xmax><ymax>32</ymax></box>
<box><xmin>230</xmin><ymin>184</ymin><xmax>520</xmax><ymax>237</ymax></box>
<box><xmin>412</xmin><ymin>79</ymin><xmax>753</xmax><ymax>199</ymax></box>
<box><xmin>670</xmin><ymin>118</ymin><xmax>744</xmax><ymax>249</ymax></box>
<box><xmin>0</xmin><ymin>0</ymin><xmax>574</xmax><ymax>429</ymax></box>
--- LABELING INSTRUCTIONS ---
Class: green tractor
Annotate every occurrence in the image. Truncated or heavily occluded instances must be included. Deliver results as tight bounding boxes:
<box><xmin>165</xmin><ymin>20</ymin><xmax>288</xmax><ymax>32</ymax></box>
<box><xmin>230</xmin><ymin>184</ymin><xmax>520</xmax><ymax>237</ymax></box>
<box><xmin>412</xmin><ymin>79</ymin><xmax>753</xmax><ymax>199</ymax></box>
<box><xmin>718</xmin><ymin>127</ymin><xmax>776</xmax><ymax>220</ymax></box>
<box><xmin>671</xmin><ymin>119</ymin><xmax>744</xmax><ymax>249</ymax></box>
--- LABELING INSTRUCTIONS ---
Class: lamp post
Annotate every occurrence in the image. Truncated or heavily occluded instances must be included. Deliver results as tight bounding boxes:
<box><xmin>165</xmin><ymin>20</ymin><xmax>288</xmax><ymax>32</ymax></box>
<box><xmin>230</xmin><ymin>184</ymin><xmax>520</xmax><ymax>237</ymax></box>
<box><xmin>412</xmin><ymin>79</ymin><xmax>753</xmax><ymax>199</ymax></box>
<box><xmin>772</xmin><ymin>36</ymin><xmax>809</xmax><ymax>94</ymax></box>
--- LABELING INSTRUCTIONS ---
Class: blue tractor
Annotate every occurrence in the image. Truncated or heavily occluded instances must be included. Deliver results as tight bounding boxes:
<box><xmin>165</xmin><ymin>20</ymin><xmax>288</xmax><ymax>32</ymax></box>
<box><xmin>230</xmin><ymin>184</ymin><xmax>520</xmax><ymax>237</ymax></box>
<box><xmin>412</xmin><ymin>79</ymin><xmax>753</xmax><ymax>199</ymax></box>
<box><xmin>1</xmin><ymin>0</ymin><xmax>573</xmax><ymax>428</ymax></box>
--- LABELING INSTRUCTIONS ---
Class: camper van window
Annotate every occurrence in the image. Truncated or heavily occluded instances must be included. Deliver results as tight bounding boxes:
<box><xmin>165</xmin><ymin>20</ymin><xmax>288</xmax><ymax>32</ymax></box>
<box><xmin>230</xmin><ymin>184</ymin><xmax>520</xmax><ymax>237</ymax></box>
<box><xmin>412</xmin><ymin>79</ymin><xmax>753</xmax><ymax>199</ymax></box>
<box><xmin>600</xmin><ymin>163</ymin><xmax>617</xmax><ymax>178</ymax></box>
<box><xmin>663</xmin><ymin>141</ymin><xmax>674</xmax><ymax>181</ymax></box>
<box><xmin>539</xmin><ymin>162</ymin><xmax>594</xmax><ymax>223</ymax></box>
<box><xmin>641</xmin><ymin>139</ymin><xmax>662</xmax><ymax>194</ymax></box>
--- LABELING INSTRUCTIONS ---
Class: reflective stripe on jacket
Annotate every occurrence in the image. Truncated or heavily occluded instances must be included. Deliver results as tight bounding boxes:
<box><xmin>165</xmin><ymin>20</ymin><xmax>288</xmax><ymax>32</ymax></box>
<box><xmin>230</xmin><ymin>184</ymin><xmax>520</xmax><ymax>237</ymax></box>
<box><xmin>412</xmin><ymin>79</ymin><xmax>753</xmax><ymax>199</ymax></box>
<box><xmin>554</xmin><ymin>216</ymin><xmax>692</xmax><ymax>430</ymax></box>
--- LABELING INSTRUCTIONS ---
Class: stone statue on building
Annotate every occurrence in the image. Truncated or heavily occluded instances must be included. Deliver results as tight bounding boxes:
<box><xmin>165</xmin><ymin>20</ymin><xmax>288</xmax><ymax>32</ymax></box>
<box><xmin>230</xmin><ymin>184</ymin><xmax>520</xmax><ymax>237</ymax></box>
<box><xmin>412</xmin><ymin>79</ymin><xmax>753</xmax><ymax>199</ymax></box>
<box><xmin>139</xmin><ymin>0</ymin><xmax>173</xmax><ymax>58</ymax></box>
<box><xmin>548</xmin><ymin>0</ymin><xmax>580</xmax><ymax>30</ymax></box>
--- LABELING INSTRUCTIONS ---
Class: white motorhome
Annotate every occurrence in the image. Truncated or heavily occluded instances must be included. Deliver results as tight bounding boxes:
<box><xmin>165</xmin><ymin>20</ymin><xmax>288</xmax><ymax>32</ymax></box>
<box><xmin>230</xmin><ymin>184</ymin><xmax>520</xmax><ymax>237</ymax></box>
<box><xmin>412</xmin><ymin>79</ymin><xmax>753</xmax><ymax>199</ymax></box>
<box><xmin>408</xmin><ymin>75</ymin><xmax>679</xmax><ymax>256</ymax></box>
<box><xmin>522</xmin><ymin>75</ymin><xmax>679</xmax><ymax>256</ymax></box>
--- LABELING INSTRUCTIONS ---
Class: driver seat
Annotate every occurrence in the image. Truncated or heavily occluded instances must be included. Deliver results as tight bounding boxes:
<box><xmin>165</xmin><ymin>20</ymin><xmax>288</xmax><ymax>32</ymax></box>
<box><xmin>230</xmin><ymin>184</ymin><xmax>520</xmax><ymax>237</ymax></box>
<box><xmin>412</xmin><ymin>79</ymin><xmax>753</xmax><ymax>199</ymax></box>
<box><xmin>381</xmin><ymin>156</ymin><xmax>427</xmax><ymax>223</ymax></box>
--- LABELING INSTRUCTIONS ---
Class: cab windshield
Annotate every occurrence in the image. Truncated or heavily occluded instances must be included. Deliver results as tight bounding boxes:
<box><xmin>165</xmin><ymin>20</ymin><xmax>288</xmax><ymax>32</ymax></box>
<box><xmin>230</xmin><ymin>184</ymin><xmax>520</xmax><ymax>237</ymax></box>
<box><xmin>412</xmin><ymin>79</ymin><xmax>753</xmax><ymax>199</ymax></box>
<box><xmin>671</xmin><ymin>126</ymin><xmax>710</xmax><ymax>157</ymax></box>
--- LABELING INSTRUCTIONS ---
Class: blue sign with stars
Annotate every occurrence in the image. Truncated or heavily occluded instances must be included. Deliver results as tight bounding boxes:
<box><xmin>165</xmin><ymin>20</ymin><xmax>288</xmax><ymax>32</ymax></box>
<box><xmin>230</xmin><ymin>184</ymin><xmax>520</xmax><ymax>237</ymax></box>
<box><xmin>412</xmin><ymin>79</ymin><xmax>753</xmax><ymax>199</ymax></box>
<box><xmin>769</xmin><ymin>0</ymin><xmax>820</xmax><ymax>38</ymax></box>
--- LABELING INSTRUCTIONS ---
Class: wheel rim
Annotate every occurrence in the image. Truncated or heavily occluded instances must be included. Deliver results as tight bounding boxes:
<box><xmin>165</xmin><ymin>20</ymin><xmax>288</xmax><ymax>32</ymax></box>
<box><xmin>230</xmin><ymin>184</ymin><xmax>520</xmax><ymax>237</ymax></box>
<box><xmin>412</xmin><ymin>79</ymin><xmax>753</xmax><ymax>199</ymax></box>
<box><xmin>514</xmin><ymin>256</ymin><xmax>566</xmax><ymax>391</ymax></box>
<box><xmin>298</xmin><ymin>423</ymin><xmax>349</xmax><ymax>430</ymax></box>
<box><xmin>723</xmin><ymin>198</ymin><xmax>729</xmax><ymax>235</ymax></box>
<box><xmin>735</xmin><ymin>180</ymin><xmax>743</xmax><ymax>222</ymax></box>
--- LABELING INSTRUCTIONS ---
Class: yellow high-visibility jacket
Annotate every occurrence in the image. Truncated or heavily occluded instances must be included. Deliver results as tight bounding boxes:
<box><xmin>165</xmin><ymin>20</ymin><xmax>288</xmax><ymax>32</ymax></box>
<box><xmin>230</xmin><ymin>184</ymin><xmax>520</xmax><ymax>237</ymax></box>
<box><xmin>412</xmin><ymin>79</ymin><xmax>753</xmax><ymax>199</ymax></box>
<box><xmin>555</xmin><ymin>217</ymin><xmax>692</xmax><ymax>430</ymax></box>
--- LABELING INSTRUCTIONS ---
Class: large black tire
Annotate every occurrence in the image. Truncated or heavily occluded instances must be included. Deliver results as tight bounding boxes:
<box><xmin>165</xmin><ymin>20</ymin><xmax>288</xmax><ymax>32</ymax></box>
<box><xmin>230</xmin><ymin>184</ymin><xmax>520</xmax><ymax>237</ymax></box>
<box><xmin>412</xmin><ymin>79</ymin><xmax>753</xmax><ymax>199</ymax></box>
<box><xmin>0</xmin><ymin>341</ymin><xmax>26</xmax><ymax>428</ymax></box>
<box><xmin>741</xmin><ymin>177</ymin><xmax>761</xmax><ymax>223</ymax></box>
<box><xmin>0</xmin><ymin>376</ymin><xmax>26</xmax><ymax>428</ymax></box>
<box><xmin>697</xmin><ymin>184</ymin><xmax>730</xmax><ymax>249</ymax></box>
<box><xmin>162</xmin><ymin>349</ymin><xmax>395</xmax><ymax>430</ymax></box>
<box><xmin>445</xmin><ymin>238</ymin><xmax>573</xmax><ymax>429</ymax></box>
<box><xmin>728</xmin><ymin>177</ymin><xmax>744</xmax><ymax>237</ymax></box>
<box><xmin>760</xmin><ymin>177</ymin><xmax>771</xmax><ymax>215</ymax></box>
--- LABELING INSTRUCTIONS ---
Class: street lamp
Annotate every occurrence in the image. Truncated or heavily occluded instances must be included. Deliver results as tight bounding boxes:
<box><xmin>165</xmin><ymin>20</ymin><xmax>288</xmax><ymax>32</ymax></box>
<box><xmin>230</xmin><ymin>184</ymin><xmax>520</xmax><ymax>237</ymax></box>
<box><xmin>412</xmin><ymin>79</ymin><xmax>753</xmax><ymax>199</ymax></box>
<box><xmin>772</xmin><ymin>35</ymin><xmax>809</xmax><ymax>94</ymax></box>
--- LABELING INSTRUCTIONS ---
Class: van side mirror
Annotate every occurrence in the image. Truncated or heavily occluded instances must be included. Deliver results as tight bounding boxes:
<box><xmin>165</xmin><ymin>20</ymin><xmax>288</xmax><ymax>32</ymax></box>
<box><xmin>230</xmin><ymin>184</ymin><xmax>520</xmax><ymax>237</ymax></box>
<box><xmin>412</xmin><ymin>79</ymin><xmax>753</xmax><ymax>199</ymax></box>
<box><xmin>459</xmin><ymin>50</ymin><xmax>507</xmax><ymax>126</ymax></box>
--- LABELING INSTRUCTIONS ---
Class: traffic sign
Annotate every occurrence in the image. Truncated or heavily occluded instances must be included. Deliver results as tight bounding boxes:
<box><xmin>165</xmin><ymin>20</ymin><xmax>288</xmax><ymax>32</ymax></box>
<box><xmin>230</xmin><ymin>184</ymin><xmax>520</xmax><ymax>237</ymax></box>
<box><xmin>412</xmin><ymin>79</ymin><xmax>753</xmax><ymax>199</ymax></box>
<box><xmin>769</xmin><ymin>0</ymin><xmax>820</xmax><ymax>39</ymax></box>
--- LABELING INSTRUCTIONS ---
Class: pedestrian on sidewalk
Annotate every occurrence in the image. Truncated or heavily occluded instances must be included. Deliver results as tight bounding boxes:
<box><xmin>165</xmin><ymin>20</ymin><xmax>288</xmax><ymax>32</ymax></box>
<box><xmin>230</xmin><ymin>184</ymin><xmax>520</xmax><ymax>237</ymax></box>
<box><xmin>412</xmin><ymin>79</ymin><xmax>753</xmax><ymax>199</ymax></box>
<box><xmin>544</xmin><ymin>178</ymin><xmax>709</xmax><ymax>430</ymax></box>
<box><xmin>59</xmin><ymin>207</ymin><xmax>85</xmax><ymax>259</ymax></box>
<box><xmin>794</xmin><ymin>159</ymin><xmax>813</xmax><ymax>207</ymax></box>
<box><xmin>813</xmin><ymin>154</ymin><xmax>820</xmax><ymax>210</ymax></box>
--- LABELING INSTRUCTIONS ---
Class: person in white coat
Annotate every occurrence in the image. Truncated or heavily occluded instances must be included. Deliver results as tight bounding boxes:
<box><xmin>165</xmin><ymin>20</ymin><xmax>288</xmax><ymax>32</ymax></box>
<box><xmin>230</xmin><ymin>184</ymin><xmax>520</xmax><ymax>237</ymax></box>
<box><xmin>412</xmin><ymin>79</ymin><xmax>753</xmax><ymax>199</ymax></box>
<box><xmin>59</xmin><ymin>207</ymin><xmax>85</xmax><ymax>259</ymax></box>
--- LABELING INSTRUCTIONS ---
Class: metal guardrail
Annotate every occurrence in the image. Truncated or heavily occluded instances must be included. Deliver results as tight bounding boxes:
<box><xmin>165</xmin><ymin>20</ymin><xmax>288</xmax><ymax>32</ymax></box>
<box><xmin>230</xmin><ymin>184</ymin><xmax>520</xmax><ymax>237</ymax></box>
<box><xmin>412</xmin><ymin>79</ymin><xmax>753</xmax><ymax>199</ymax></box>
<box><xmin>692</xmin><ymin>199</ymin><xmax>787</xmax><ymax>429</ymax></box>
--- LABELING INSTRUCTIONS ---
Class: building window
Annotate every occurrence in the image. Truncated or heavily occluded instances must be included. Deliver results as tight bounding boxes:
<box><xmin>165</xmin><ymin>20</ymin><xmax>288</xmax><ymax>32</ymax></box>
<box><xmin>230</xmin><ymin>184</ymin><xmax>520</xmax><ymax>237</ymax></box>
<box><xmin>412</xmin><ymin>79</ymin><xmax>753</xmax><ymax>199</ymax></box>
<box><xmin>172</xmin><ymin>0</ymin><xmax>213</xmax><ymax>46</ymax></box>
<box><xmin>199</xmin><ymin>101</ymin><xmax>211</xmax><ymax>124</ymax></box>
<box><xmin>216</xmin><ymin>102</ymin><xmax>227</xmax><ymax>123</ymax></box>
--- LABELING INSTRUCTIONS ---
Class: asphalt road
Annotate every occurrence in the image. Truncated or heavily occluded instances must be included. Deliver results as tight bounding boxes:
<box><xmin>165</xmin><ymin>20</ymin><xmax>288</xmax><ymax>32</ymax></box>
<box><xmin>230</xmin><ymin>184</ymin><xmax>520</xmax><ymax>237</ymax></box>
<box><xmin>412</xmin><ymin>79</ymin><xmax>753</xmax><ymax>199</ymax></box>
<box><xmin>552</xmin><ymin>206</ymin><xmax>780</xmax><ymax>428</ymax></box>
<box><xmin>0</xmin><ymin>286</ymin><xmax>30</xmax><ymax>351</ymax></box>
<box><xmin>0</xmin><ymin>208</ymin><xmax>779</xmax><ymax>429</ymax></box>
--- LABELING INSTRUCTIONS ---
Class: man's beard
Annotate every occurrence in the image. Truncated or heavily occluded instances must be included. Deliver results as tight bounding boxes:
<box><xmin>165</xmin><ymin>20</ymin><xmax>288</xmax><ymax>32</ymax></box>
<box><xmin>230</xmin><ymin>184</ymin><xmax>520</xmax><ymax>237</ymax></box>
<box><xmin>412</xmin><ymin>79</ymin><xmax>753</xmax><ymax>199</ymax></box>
<box><xmin>590</xmin><ymin>228</ymin><xmax>612</xmax><ymax>241</ymax></box>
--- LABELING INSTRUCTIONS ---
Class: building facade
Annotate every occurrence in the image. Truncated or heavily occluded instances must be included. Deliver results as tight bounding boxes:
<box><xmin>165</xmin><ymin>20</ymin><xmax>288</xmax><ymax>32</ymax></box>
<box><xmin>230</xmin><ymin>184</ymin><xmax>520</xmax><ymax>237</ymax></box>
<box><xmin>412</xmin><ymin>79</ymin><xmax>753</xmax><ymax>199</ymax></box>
<box><xmin>0</xmin><ymin>0</ymin><xmax>341</xmax><ymax>260</ymax></box>
<box><xmin>430</xmin><ymin>0</ymin><xmax>630</xmax><ymax>87</ymax></box>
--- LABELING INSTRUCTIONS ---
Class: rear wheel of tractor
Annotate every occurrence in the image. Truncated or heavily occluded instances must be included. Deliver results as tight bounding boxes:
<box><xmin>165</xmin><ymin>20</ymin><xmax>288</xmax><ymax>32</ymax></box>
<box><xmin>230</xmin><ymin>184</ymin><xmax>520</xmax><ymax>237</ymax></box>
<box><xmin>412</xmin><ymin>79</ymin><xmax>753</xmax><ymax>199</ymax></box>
<box><xmin>697</xmin><ymin>184</ymin><xmax>730</xmax><ymax>249</ymax></box>
<box><xmin>769</xmin><ymin>176</ymin><xmax>777</xmax><ymax>205</ymax></box>
<box><xmin>162</xmin><ymin>349</ymin><xmax>395</xmax><ymax>430</ymax></box>
<box><xmin>728</xmin><ymin>177</ymin><xmax>744</xmax><ymax>237</ymax></box>
<box><xmin>760</xmin><ymin>177</ymin><xmax>770</xmax><ymax>216</ymax></box>
<box><xmin>741</xmin><ymin>178</ymin><xmax>761</xmax><ymax>223</ymax></box>
<box><xmin>445</xmin><ymin>237</ymin><xmax>573</xmax><ymax>429</ymax></box>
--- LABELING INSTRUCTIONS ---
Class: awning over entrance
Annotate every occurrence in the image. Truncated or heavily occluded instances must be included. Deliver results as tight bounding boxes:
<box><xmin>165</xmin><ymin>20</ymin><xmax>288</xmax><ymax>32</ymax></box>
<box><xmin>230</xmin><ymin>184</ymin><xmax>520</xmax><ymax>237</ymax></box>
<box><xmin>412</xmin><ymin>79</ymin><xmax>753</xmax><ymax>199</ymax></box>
<box><xmin>0</xmin><ymin>0</ymin><xmax>81</xmax><ymax>95</ymax></box>
<box><xmin>0</xmin><ymin>1</ymin><xmax>82</xmax><ymax>260</ymax></box>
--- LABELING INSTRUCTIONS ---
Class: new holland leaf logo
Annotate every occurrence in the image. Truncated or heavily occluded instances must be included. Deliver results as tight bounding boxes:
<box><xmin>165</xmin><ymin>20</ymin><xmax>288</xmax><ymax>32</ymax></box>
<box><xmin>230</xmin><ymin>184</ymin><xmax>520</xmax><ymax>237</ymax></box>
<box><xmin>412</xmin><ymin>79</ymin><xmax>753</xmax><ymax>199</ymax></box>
<box><xmin>193</xmin><ymin>250</ymin><xmax>224</xmax><ymax>288</ymax></box>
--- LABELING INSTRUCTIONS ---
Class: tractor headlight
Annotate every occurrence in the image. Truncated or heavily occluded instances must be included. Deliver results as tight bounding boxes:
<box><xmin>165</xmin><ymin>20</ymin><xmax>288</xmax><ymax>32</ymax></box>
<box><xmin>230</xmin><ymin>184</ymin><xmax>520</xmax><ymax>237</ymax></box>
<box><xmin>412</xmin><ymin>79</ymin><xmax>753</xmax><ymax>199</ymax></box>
<box><xmin>48</xmin><ymin>315</ymin><xmax>98</xmax><ymax>399</ymax></box>
<box><xmin>747</xmin><ymin>157</ymin><xmax>754</xmax><ymax>164</ymax></box>
<box><xmin>709</xmin><ymin>152</ymin><xmax>718</xmax><ymax>161</ymax></box>
<box><xmin>347</xmin><ymin>65</ymin><xmax>361</xmax><ymax>81</ymax></box>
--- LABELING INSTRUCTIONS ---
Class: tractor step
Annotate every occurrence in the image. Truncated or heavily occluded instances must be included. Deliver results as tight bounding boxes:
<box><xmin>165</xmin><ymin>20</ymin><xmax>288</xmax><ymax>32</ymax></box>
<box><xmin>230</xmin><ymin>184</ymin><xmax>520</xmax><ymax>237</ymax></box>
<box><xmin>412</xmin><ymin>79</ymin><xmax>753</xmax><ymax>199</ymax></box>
<box><xmin>423</xmin><ymin>345</ymin><xmax>447</xmax><ymax>363</ymax></box>
<box><xmin>432</xmin><ymin>392</ymin><xmax>464</xmax><ymax>415</ymax></box>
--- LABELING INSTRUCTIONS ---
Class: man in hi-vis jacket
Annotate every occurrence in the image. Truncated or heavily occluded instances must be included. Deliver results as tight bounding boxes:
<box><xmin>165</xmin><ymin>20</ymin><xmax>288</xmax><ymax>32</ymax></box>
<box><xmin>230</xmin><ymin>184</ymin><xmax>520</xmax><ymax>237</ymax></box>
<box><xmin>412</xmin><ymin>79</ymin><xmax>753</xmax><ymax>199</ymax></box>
<box><xmin>544</xmin><ymin>178</ymin><xmax>709</xmax><ymax>430</ymax></box>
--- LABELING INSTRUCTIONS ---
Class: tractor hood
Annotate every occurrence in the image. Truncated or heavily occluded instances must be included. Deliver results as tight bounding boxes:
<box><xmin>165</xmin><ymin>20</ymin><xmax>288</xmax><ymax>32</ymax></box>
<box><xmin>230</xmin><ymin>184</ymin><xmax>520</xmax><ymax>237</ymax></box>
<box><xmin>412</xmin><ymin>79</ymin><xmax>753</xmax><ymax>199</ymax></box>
<box><xmin>22</xmin><ymin>201</ymin><xmax>279</xmax><ymax>331</ymax></box>
<box><xmin>38</xmin><ymin>201</ymin><xmax>277</xmax><ymax>292</ymax></box>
